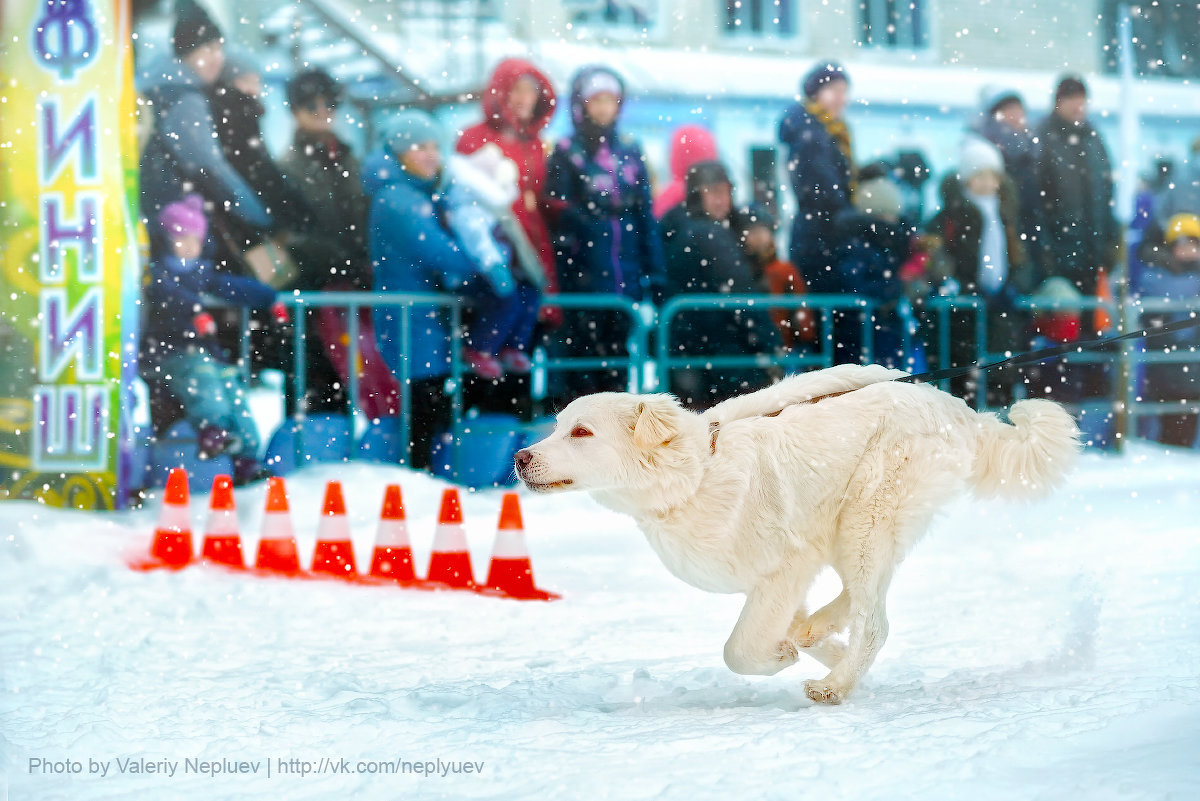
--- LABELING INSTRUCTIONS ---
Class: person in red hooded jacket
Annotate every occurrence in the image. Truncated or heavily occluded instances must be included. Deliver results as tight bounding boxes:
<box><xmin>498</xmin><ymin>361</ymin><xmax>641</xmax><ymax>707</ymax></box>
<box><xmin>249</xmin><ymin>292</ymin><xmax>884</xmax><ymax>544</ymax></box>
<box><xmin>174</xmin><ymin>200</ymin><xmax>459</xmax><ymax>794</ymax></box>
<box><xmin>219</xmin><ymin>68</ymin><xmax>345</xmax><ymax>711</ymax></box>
<box><xmin>653</xmin><ymin>124</ymin><xmax>718</xmax><ymax>220</ymax></box>
<box><xmin>457</xmin><ymin>58</ymin><xmax>558</xmax><ymax>298</ymax></box>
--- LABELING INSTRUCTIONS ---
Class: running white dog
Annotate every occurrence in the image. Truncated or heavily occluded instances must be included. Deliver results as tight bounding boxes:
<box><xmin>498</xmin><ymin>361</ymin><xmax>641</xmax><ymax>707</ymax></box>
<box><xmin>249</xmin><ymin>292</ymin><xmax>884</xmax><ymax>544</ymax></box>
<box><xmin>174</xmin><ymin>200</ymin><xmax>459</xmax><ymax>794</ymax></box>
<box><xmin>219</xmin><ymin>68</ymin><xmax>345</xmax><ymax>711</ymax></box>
<box><xmin>515</xmin><ymin>364</ymin><xmax>1080</xmax><ymax>704</ymax></box>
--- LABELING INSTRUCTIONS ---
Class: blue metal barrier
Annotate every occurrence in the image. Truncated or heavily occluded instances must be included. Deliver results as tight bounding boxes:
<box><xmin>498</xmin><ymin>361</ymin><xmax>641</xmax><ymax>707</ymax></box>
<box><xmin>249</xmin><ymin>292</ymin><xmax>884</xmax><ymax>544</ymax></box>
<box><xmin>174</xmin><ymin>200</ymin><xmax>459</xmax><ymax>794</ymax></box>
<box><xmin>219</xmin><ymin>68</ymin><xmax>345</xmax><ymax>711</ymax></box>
<box><xmin>220</xmin><ymin>290</ymin><xmax>1199</xmax><ymax>475</ymax></box>
<box><xmin>279</xmin><ymin>290</ymin><xmax>464</xmax><ymax>474</ymax></box>
<box><xmin>654</xmin><ymin>294</ymin><xmax>879</xmax><ymax>390</ymax></box>
<box><xmin>921</xmin><ymin>295</ymin><xmax>990</xmax><ymax>398</ymax></box>
<box><xmin>535</xmin><ymin>293</ymin><xmax>651</xmax><ymax>393</ymax></box>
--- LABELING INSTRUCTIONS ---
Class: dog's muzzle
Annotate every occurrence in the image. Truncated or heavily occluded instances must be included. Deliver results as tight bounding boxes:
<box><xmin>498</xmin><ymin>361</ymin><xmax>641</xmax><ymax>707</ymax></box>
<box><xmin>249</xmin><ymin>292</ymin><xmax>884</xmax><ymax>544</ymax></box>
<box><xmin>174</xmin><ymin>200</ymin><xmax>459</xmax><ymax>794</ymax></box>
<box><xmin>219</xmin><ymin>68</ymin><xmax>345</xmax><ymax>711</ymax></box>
<box><xmin>514</xmin><ymin>448</ymin><xmax>572</xmax><ymax>491</ymax></box>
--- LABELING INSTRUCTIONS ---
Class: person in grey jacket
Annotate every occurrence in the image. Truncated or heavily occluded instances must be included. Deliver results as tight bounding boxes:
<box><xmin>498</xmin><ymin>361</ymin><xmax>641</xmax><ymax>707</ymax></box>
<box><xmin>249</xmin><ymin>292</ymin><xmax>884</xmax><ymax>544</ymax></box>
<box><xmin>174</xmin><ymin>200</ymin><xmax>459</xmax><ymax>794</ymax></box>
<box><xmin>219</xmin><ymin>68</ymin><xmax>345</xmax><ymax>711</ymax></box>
<box><xmin>137</xmin><ymin>0</ymin><xmax>271</xmax><ymax>256</ymax></box>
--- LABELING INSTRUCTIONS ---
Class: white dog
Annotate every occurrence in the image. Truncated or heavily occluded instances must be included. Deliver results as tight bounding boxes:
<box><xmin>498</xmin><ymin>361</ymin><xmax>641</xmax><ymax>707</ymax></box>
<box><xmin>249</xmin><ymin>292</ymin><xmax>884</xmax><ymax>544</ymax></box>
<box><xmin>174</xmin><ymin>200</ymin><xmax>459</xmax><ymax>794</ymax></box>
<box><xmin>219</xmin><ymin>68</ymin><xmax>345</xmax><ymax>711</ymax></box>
<box><xmin>515</xmin><ymin>364</ymin><xmax>1080</xmax><ymax>704</ymax></box>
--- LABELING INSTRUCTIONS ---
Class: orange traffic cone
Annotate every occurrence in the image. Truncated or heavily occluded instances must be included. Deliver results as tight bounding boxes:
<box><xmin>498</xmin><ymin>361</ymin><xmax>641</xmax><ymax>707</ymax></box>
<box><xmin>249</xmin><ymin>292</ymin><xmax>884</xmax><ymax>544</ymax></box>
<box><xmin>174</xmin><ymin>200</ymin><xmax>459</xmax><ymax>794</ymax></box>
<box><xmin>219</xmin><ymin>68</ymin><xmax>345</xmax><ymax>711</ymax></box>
<box><xmin>484</xmin><ymin>493</ymin><xmax>559</xmax><ymax>600</ymax></box>
<box><xmin>201</xmin><ymin>475</ymin><xmax>244</xmax><ymax>568</ymax></box>
<box><xmin>369</xmin><ymin>484</ymin><xmax>417</xmax><ymax>582</ymax></box>
<box><xmin>426</xmin><ymin>488</ymin><xmax>475</xmax><ymax>589</ymax></box>
<box><xmin>150</xmin><ymin>467</ymin><xmax>193</xmax><ymax>567</ymax></box>
<box><xmin>255</xmin><ymin>477</ymin><xmax>301</xmax><ymax>573</ymax></box>
<box><xmin>312</xmin><ymin>480</ymin><xmax>358</xmax><ymax>579</ymax></box>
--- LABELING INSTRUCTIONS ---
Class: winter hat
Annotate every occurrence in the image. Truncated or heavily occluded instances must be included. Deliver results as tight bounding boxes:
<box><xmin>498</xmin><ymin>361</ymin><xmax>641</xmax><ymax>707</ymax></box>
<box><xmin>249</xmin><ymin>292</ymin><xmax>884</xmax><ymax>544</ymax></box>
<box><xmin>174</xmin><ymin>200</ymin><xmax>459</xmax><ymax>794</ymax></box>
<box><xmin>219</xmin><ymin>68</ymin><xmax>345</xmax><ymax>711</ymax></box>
<box><xmin>578</xmin><ymin>69</ymin><xmax>623</xmax><ymax>102</ymax></box>
<box><xmin>220</xmin><ymin>49</ymin><xmax>259</xmax><ymax>82</ymax></box>
<box><xmin>286</xmin><ymin>68</ymin><xmax>341</xmax><ymax>110</ymax></box>
<box><xmin>980</xmin><ymin>84</ymin><xmax>1023</xmax><ymax>116</ymax></box>
<box><xmin>1054</xmin><ymin>74</ymin><xmax>1088</xmax><ymax>102</ymax></box>
<box><xmin>1165</xmin><ymin>213</ymin><xmax>1200</xmax><ymax>245</ymax></box>
<box><xmin>684</xmin><ymin>160</ymin><xmax>732</xmax><ymax>215</ymax></box>
<box><xmin>958</xmin><ymin>135</ymin><xmax>1005</xmax><ymax>180</ymax></box>
<box><xmin>802</xmin><ymin>61</ymin><xmax>849</xmax><ymax>99</ymax></box>
<box><xmin>383</xmin><ymin>109</ymin><xmax>446</xmax><ymax>158</ymax></box>
<box><xmin>159</xmin><ymin>194</ymin><xmax>208</xmax><ymax>239</ymax></box>
<box><xmin>854</xmin><ymin>177</ymin><xmax>904</xmax><ymax>219</ymax></box>
<box><xmin>172</xmin><ymin>0</ymin><xmax>223</xmax><ymax>59</ymax></box>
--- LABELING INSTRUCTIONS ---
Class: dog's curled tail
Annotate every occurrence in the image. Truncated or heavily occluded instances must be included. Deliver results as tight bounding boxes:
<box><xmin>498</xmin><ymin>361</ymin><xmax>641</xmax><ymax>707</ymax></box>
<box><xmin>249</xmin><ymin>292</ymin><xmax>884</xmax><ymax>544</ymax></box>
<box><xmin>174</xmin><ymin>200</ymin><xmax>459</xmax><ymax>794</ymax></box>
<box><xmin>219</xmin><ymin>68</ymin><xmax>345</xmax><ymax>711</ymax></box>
<box><xmin>969</xmin><ymin>399</ymin><xmax>1081</xmax><ymax>500</ymax></box>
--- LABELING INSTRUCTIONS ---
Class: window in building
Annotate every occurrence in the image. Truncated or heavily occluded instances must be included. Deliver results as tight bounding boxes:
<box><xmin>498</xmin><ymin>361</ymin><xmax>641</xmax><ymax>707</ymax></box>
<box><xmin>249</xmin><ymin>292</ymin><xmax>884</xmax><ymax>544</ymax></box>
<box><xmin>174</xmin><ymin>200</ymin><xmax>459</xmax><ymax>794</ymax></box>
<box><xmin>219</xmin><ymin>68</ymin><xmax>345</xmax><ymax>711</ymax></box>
<box><xmin>724</xmin><ymin>0</ymin><xmax>796</xmax><ymax>37</ymax></box>
<box><xmin>859</xmin><ymin>0</ymin><xmax>928</xmax><ymax>50</ymax></box>
<box><xmin>564</xmin><ymin>0</ymin><xmax>658</xmax><ymax>30</ymax></box>
<box><xmin>1101</xmin><ymin>1</ymin><xmax>1200</xmax><ymax>78</ymax></box>
<box><xmin>749</xmin><ymin>146</ymin><xmax>780</xmax><ymax>214</ymax></box>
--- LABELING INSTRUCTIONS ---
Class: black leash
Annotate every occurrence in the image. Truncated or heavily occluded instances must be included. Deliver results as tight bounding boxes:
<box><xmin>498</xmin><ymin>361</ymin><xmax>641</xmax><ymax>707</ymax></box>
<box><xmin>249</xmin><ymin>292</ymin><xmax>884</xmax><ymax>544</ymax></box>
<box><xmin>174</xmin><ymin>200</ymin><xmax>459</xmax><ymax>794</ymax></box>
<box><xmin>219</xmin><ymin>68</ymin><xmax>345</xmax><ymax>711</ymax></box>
<box><xmin>896</xmin><ymin>312</ymin><xmax>1200</xmax><ymax>386</ymax></box>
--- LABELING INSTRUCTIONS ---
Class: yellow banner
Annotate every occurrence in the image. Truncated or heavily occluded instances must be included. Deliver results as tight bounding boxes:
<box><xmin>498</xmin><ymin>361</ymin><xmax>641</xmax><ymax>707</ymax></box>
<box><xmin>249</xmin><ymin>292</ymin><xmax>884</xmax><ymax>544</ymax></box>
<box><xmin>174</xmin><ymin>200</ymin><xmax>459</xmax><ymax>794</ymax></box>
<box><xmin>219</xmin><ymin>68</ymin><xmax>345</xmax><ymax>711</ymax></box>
<box><xmin>0</xmin><ymin>0</ymin><xmax>141</xmax><ymax>509</ymax></box>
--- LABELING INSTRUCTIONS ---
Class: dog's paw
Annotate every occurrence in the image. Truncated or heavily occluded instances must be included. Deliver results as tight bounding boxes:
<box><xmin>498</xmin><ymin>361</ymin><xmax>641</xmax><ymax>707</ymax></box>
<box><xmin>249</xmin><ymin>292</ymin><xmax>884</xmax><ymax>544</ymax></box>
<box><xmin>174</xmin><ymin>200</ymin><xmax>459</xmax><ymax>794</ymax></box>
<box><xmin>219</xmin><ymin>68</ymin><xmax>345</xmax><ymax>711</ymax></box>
<box><xmin>804</xmin><ymin>679</ymin><xmax>846</xmax><ymax>705</ymax></box>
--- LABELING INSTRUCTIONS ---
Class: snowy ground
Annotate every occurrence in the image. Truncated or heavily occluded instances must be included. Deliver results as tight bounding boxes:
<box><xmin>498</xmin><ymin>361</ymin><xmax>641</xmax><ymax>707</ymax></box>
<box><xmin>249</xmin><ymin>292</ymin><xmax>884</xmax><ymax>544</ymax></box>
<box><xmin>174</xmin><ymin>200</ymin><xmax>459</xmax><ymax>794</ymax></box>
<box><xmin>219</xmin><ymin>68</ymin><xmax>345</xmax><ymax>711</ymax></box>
<box><xmin>3</xmin><ymin>445</ymin><xmax>1199</xmax><ymax>800</ymax></box>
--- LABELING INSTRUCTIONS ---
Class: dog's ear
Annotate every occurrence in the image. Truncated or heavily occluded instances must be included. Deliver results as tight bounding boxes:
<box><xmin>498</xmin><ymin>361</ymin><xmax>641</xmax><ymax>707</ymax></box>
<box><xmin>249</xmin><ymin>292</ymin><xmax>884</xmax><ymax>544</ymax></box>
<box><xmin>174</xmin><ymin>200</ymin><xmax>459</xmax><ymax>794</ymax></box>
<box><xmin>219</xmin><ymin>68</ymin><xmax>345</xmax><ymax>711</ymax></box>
<box><xmin>631</xmin><ymin>395</ymin><xmax>681</xmax><ymax>451</ymax></box>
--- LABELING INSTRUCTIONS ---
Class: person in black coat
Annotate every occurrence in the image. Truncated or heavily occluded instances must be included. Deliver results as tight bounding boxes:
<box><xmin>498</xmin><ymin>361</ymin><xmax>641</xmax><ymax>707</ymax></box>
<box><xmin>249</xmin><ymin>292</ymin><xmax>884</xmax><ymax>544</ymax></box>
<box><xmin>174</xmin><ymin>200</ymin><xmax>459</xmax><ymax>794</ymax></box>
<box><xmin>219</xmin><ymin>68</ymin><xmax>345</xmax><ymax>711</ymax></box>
<box><xmin>829</xmin><ymin>176</ymin><xmax>913</xmax><ymax>369</ymax></box>
<box><xmin>926</xmin><ymin>137</ymin><xmax>1037</xmax><ymax>406</ymax></box>
<box><xmin>1035</xmin><ymin>75</ymin><xmax>1120</xmax><ymax>297</ymax></box>
<box><xmin>207</xmin><ymin>52</ymin><xmax>313</xmax><ymax>254</ymax></box>
<box><xmin>659</xmin><ymin>161</ymin><xmax>779</xmax><ymax>408</ymax></box>
<box><xmin>778</xmin><ymin>61</ymin><xmax>855</xmax><ymax>293</ymax></box>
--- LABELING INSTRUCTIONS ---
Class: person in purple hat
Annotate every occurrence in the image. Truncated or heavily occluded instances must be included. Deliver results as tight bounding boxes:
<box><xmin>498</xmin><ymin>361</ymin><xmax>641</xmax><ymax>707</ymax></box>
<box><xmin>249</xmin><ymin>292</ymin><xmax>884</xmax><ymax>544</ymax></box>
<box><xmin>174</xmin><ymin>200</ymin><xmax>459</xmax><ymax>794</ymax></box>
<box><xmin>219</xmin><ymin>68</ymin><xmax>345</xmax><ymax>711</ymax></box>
<box><xmin>139</xmin><ymin>195</ymin><xmax>286</xmax><ymax>485</ymax></box>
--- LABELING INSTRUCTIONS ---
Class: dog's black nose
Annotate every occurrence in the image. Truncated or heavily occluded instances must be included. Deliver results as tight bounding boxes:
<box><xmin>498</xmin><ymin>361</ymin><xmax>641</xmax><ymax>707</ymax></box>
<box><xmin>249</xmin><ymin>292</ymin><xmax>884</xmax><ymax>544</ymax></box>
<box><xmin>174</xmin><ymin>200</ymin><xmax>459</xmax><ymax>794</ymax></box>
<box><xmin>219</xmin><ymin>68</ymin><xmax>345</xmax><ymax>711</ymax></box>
<box><xmin>514</xmin><ymin>448</ymin><xmax>533</xmax><ymax>468</ymax></box>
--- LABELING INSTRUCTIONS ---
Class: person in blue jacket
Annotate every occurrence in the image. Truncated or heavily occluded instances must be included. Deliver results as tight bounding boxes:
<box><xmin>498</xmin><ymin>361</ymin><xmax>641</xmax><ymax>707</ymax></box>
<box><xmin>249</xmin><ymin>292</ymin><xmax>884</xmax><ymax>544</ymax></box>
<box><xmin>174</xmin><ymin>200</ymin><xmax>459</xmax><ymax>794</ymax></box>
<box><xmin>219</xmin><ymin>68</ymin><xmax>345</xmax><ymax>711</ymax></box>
<box><xmin>139</xmin><ymin>195</ymin><xmax>284</xmax><ymax>485</ymax></box>
<box><xmin>1132</xmin><ymin>213</ymin><xmax>1200</xmax><ymax>447</ymax></box>
<box><xmin>137</xmin><ymin>0</ymin><xmax>271</xmax><ymax>257</ymax></box>
<box><xmin>544</xmin><ymin>65</ymin><xmax>665</xmax><ymax>404</ymax></box>
<box><xmin>365</xmin><ymin>110</ymin><xmax>539</xmax><ymax>470</ymax></box>
<box><xmin>778</xmin><ymin>61</ymin><xmax>855</xmax><ymax>294</ymax></box>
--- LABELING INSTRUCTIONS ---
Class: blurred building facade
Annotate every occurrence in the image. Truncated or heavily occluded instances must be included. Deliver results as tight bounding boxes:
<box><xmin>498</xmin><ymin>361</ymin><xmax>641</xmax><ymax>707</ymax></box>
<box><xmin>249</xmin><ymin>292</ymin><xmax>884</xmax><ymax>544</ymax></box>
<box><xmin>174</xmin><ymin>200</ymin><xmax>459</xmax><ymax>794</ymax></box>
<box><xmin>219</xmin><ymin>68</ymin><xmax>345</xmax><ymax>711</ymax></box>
<box><xmin>134</xmin><ymin>0</ymin><xmax>1200</xmax><ymax>222</ymax></box>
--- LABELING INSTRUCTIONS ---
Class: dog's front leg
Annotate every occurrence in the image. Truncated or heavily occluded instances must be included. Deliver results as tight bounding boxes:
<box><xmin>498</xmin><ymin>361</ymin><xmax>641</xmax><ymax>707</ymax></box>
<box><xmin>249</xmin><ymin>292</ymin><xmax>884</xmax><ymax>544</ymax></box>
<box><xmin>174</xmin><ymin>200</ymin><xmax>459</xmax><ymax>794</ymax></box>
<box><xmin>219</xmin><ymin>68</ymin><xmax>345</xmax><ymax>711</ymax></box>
<box><xmin>723</xmin><ymin>572</ymin><xmax>806</xmax><ymax>676</ymax></box>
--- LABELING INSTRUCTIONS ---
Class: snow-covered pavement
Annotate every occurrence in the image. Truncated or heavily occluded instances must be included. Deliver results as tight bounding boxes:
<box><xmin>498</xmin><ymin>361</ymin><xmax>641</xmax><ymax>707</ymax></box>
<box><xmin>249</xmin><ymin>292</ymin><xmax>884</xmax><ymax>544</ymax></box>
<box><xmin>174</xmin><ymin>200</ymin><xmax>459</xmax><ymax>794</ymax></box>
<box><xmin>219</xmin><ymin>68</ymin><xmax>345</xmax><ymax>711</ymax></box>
<box><xmin>2</xmin><ymin>446</ymin><xmax>1198</xmax><ymax>800</ymax></box>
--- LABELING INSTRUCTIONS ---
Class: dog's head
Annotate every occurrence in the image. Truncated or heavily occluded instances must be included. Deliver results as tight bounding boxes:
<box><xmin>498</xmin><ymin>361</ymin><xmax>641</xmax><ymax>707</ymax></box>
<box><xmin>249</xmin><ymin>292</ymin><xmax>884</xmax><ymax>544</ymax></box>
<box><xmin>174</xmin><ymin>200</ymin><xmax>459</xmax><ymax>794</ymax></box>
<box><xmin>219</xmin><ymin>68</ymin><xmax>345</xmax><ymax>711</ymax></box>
<box><xmin>515</xmin><ymin>393</ymin><xmax>704</xmax><ymax>506</ymax></box>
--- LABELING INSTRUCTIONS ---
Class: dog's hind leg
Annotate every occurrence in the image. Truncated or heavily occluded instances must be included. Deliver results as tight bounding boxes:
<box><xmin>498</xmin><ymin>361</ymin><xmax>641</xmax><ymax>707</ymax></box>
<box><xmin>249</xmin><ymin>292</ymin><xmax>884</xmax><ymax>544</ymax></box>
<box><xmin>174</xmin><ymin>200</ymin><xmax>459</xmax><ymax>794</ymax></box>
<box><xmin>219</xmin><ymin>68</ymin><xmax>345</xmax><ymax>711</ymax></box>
<box><xmin>804</xmin><ymin>467</ymin><xmax>908</xmax><ymax>704</ymax></box>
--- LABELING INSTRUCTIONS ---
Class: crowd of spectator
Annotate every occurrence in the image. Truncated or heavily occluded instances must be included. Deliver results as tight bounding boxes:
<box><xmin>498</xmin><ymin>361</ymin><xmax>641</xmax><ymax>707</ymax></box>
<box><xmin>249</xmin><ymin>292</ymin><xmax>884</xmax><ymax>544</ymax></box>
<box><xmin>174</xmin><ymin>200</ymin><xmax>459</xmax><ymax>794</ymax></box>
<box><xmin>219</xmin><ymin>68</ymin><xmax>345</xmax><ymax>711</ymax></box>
<box><xmin>135</xmin><ymin>1</ymin><xmax>1200</xmax><ymax>483</ymax></box>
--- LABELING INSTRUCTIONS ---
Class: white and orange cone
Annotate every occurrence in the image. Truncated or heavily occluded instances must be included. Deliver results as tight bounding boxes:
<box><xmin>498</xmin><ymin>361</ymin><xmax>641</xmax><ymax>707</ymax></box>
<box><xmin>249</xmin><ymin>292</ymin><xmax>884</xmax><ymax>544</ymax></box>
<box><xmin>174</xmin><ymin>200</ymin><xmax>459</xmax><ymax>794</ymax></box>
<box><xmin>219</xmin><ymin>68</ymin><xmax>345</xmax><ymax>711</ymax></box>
<box><xmin>311</xmin><ymin>480</ymin><xmax>358</xmax><ymax>579</ymax></box>
<box><xmin>426</xmin><ymin>488</ymin><xmax>475</xmax><ymax>589</ymax></box>
<box><xmin>255</xmin><ymin>477</ymin><xmax>301</xmax><ymax>574</ymax></box>
<box><xmin>150</xmin><ymin>467</ymin><xmax>193</xmax><ymax>567</ymax></box>
<box><xmin>484</xmin><ymin>492</ymin><xmax>559</xmax><ymax>600</ymax></box>
<box><xmin>369</xmin><ymin>484</ymin><xmax>417</xmax><ymax>582</ymax></box>
<box><xmin>201</xmin><ymin>475</ymin><xmax>244</xmax><ymax>568</ymax></box>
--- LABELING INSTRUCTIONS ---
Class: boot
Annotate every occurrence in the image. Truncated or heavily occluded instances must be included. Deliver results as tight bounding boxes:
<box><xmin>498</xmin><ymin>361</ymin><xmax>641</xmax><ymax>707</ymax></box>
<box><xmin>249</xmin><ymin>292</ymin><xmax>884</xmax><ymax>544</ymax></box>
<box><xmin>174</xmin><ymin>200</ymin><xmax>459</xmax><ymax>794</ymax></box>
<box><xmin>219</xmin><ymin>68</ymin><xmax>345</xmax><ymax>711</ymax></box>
<box><xmin>232</xmin><ymin>456</ymin><xmax>273</xmax><ymax>487</ymax></box>
<box><xmin>196</xmin><ymin>424</ymin><xmax>230</xmax><ymax>461</ymax></box>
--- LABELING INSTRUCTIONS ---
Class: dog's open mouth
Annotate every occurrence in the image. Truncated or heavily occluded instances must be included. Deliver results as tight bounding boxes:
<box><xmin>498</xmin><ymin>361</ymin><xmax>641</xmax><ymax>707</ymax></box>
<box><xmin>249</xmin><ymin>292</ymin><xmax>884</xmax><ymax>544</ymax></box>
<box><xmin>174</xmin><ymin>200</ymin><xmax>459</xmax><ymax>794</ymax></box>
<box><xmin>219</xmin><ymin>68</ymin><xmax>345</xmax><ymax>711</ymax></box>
<box><xmin>523</xmin><ymin>479</ymin><xmax>574</xmax><ymax>491</ymax></box>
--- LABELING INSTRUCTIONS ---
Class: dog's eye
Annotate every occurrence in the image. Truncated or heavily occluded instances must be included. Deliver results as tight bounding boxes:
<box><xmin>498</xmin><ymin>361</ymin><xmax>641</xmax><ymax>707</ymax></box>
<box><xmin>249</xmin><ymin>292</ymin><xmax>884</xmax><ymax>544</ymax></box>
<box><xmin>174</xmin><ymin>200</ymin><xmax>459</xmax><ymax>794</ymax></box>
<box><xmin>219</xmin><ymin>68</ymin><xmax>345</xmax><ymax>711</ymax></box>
<box><xmin>570</xmin><ymin>426</ymin><xmax>593</xmax><ymax>438</ymax></box>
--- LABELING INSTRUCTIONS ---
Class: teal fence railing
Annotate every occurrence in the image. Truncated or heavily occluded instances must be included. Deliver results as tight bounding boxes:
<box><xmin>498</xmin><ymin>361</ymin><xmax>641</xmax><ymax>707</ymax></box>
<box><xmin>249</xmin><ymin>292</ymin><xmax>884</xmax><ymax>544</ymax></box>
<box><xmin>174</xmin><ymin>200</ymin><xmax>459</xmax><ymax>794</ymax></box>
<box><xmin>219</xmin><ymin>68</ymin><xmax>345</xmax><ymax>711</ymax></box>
<box><xmin>221</xmin><ymin>291</ymin><xmax>1199</xmax><ymax>472</ymax></box>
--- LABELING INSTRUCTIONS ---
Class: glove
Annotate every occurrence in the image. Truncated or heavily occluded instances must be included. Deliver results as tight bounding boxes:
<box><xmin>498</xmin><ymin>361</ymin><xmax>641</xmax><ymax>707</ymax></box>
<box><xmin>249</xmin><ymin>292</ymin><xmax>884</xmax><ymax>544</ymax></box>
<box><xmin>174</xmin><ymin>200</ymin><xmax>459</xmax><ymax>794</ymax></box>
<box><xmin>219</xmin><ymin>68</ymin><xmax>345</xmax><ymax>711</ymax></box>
<box><xmin>193</xmin><ymin>312</ymin><xmax>217</xmax><ymax>337</ymax></box>
<box><xmin>270</xmin><ymin>301</ymin><xmax>290</xmax><ymax>324</ymax></box>
<box><xmin>538</xmin><ymin>304</ymin><xmax>564</xmax><ymax>329</ymax></box>
<box><xmin>937</xmin><ymin>278</ymin><xmax>961</xmax><ymax>297</ymax></box>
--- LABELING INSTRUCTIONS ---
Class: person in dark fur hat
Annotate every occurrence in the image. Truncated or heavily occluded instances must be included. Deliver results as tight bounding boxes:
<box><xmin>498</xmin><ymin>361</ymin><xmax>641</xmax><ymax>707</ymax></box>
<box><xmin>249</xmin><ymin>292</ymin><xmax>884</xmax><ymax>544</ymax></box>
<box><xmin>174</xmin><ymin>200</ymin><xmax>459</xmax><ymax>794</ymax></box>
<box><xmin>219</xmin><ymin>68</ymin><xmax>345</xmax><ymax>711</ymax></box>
<box><xmin>658</xmin><ymin>161</ymin><xmax>779</xmax><ymax>407</ymax></box>
<box><xmin>172</xmin><ymin>0</ymin><xmax>222</xmax><ymax>59</ymax></box>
